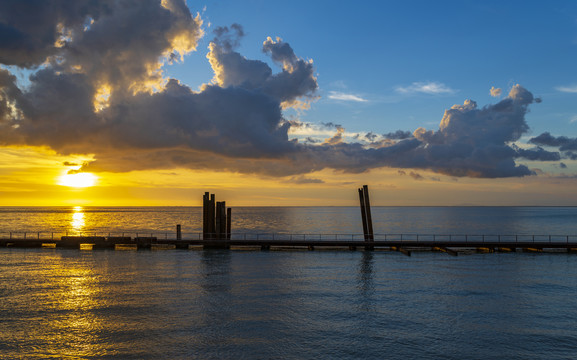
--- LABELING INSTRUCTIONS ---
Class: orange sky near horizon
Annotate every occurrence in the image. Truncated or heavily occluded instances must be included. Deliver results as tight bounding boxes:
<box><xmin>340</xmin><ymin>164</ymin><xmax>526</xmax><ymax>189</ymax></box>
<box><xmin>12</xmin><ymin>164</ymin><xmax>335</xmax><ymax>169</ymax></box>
<box><xmin>1</xmin><ymin>146</ymin><xmax>576</xmax><ymax>207</ymax></box>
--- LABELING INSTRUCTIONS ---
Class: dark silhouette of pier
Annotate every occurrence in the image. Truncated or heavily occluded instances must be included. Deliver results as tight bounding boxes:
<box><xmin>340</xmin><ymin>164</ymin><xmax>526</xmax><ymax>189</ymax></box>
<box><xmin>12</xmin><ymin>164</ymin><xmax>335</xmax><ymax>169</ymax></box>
<box><xmin>2</xmin><ymin>232</ymin><xmax>577</xmax><ymax>255</ymax></box>
<box><xmin>2</xmin><ymin>186</ymin><xmax>577</xmax><ymax>255</ymax></box>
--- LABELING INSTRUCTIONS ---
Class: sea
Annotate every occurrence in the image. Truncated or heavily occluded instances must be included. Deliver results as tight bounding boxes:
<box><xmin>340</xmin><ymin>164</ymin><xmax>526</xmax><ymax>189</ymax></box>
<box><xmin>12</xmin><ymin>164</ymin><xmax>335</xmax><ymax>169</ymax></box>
<box><xmin>1</xmin><ymin>206</ymin><xmax>577</xmax><ymax>359</ymax></box>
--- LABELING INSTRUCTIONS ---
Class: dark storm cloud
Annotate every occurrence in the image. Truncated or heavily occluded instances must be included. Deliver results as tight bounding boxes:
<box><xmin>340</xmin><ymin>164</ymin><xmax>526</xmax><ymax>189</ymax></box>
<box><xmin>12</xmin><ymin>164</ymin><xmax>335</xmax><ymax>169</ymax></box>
<box><xmin>0</xmin><ymin>68</ymin><xmax>24</xmax><ymax>123</ymax></box>
<box><xmin>0</xmin><ymin>1</ymin><xmax>561</xmax><ymax>179</ymax></box>
<box><xmin>76</xmin><ymin>85</ymin><xmax>557</xmax><ymax>178</ymax></box>
<box><xmin>515</xmin><ymin>146</ymin><xmax>560</xmax><ymax>161</ymax></box>
<box><xmin>383</xmin><ymin>130</ymin><xmax>412</xmax><ymax>140</ymax></box>
<box><xmin>530</xmin><ymin>132</ymin><xmax>577</xmax><ymax>151</ymax></box>
<box><xmin>0</xmin><ymin>0</ymin><xmax>114</xmax><ymax>67</ymax></box>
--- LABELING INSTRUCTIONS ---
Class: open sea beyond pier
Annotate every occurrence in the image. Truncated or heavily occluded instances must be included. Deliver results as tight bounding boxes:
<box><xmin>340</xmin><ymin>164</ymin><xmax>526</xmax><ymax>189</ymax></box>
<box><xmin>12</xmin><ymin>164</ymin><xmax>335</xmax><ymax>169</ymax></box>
<box><xmin>1</xmin><ymin>206</ymin><xmax>577</xmax><ymax>359</ymax></box>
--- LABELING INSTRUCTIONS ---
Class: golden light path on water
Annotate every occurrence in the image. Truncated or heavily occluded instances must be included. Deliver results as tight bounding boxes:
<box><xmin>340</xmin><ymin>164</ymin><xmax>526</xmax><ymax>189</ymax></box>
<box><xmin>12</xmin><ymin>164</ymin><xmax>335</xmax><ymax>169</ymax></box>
<box><xmin>71</xmin><ymin>206</ymin><xmax>85</xmax><ymax>234</ymax></box>
<box><xmin>21</xmin><ymin>253</ymin><xmax>111</xmax><ymax>358</ymax></box>
<box><xmin>48</xmin><ymin>265</ymin><xmax>106</xmax><ymax>357</ymax></box>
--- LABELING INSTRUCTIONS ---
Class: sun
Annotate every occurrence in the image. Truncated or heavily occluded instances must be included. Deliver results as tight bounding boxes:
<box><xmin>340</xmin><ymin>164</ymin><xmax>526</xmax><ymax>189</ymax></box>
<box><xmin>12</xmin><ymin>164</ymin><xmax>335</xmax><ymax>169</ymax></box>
<box><xmin>58</xmin><ymin>172</ymin><xmax>97</xmax><ymax>188</ymax></box>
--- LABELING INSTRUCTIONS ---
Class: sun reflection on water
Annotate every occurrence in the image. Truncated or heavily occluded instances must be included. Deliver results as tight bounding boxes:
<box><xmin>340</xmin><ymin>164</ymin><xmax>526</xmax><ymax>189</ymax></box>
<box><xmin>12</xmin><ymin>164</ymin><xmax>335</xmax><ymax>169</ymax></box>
<box><xmin>44</xmin><ymin>258</ymin><xmax>108</xmax><ymax>357</ymax></box>
<box><xmin>7</xmin><ymin>253</ymin><xmax>113</xmax><ymax>358</ymax></box>
<box><xmin>71</xmin><ymin>206</ymin><xmax>85</xmax><ymax>234</ymax></box>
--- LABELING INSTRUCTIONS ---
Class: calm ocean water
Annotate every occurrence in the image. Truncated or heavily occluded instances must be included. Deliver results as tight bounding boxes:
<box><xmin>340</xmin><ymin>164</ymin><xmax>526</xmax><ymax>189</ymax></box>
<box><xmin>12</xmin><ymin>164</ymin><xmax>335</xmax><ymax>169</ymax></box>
<box><xmin>1</xmin><ymin>206</ymin><xmax>577</xmax><ymax>236</ymax></box>
<box><xmin>1</xmin><ymin>207</ymin><xmax>577</xmax><ymax>359</ymax></box>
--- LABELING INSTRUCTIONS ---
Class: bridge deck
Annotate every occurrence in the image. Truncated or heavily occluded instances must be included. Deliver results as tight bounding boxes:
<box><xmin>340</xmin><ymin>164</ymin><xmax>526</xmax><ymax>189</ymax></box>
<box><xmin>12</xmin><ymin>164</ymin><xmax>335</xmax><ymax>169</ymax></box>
<box><xmin>1</xmin><ymin>236</ymin><xmax>577</xmax><ymax>252</ymax></box>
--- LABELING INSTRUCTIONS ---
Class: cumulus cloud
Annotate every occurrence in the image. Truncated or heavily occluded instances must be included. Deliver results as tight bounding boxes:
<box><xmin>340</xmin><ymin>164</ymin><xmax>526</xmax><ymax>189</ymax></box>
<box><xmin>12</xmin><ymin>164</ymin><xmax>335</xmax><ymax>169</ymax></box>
<box><xmin>397</xmin><ymin>85</ymin><xmax>556</xmax><ymax>177</ymax></box>
<box><xmin>0</xmin><ymin>2</ymin><xmax>563</xmax><ymax>180</ymax></box>
<box><xmin>490</xmin><ymin>86</ymin><xmax>502</xmax><ymax>97</ymax></box>
<box><xmin>206</xmin><ymin>29</ymin><xmax>318</xmax><ymax>110</ymax></box>
<box><xmin>361</xmin><ymin>132</ymin><xmax>378</xmax><ymax>142</ymax></box>
<box><xmin>396</xmin><ymin>82</ymin><xmax>455</xmax><ymax>95</ymax></box>
<box><xmin>322</xmin><ymin>126</ymin><xmax>345</xmax><ymax>145</ymax></box>
<box><xmin>211</xmin><ymin>23</ymin><xmax>244</xmax><ymax>52</ymax></box>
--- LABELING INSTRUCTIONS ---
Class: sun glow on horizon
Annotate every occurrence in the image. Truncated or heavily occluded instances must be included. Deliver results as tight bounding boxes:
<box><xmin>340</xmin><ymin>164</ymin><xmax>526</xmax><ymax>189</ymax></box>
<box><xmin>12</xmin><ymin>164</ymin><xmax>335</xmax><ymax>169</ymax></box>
<box><xmin>59</xmin><ymin>172</ymin><xmax>97</xmax><ymax>188</ymax></box>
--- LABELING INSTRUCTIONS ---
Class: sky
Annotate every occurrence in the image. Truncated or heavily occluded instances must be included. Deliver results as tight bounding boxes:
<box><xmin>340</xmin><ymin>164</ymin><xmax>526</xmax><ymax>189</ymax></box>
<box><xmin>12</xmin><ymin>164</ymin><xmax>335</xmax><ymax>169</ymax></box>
<box><xmin>1</xmin><ymin>0</ymin><xmax>577</xmax><ymax>206</ymax></box>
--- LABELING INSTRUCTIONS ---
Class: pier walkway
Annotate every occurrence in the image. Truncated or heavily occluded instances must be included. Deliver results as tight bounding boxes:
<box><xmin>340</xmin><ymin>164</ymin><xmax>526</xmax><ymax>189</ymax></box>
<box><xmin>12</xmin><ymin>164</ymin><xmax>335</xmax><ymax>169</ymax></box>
<box><xmin>1</xmin><ymin>232</ymin><xmax>577</xmax><ymax>254</ymax></box>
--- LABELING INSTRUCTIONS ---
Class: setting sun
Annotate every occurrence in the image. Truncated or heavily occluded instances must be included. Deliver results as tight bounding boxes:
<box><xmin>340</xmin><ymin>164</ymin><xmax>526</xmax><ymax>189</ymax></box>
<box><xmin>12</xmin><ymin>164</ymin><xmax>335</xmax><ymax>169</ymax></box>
<box><xmin>58</xmin><ymin>173</ymin><xmax>97</xmax><ymax>188</ymax></box>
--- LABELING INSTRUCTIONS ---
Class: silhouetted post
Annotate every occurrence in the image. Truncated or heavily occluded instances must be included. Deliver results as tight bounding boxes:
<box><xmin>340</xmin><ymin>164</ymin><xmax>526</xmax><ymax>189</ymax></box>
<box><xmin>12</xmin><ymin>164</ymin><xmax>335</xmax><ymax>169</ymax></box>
<box><xmin>363</xmin><ymin>185</ymin><xmax>374</xmax><ymax>241</ymax></box>
<box><xmin>359</xmin><ymin>185</ymin><xmax>374</xmax><ymax>250</ymax></box>
<box><xmin>203</xmin><ymin>192</ymin><xmax>217</xmax><ymax>240</ymax></box>
<box><xmin>216</xmin><ymin>201</ymin><xmax>227</xmax><ymax>239</ymax></box>
<box><xmin>202</xmin><ymin>192</ymin><xmax>209</xmax><ymax>239</ymax></box>
<box><xmin>201</xmin><ymin>192</ymin><xmax>231</xmax><ymax>243</ymax></box>
<box><xmin>176</xmin><ymin>224</ymin><xmax>182</xmax><ymax>240</ymax></box>
<box><xmin>219</xmin><ymin>201</ymin><xmax>227</xmax><ymax>239</ymax></box>
<box><xmin>359</xmin><ymin>188</ymin><xmax>369</xmax><ymax>240</ymax></box>
<box><xmin>215</xmin><ymin>202</ymin><xmax>221</xmax><ymax>239</ymax></box>
<box><xmin>209</xmin><ymin>194</ymin><xmax>216</xmax><ymax>239</ymax></box>
<box><xmin>227</xmin><ymin>207</ymin><xmax>232</xmax><ymax>240</ymax></box>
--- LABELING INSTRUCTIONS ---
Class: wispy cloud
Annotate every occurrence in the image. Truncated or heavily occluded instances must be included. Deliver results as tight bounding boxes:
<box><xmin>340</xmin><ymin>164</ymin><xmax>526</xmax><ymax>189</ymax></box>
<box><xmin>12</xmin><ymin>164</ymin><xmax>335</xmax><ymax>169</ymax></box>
<box><xmin>570</xmin><ymin>115</ymin><xmax>577</xmax><ymax>124</ymax></box>
<box><xmin>328</xmin><ymin>91</ymin><xmax>368</xmax><ymax>102</ymax></box>
<box><xmin>398</xmin><ymin>170</ymin><xmax>440</xmax><ymax>181</ymax></box>
<box><xmin>284</xmin><ymin>175</ymin><xmax>324</xmax><ymax>184</ymax></box>
<box><xmin>328</xmin><ymin>80</ymin><xmax>347</xmax><ymax>89</ymax></box>
<box><xmin>555</xmin><ymin>85</ymin><xmax>577</xmax><ymax>93</ymax></box>
<box><xmin>396</xmin><ymin>81</ymin><xmax>456</xmax><ymax>95</ymax></box>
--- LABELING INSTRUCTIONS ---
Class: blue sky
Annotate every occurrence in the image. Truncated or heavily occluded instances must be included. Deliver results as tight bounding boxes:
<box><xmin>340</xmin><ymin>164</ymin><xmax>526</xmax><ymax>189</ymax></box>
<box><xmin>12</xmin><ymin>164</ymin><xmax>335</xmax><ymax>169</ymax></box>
<box><xmin>1</xmin><ymin>0</ymin><xmax>577</xmax><ymax>206</ymax></box>
<box><xmin>170</xmin><ymin>0</ymin><xmax>577</xmax><ymax>138</ymax></box>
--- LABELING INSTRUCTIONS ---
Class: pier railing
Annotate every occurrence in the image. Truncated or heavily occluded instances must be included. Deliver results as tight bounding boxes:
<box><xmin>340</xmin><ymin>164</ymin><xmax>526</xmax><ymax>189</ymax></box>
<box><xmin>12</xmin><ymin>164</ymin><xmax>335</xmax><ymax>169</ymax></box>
<box><xmin>2</xmin><ymin>232</ymin><xmax>577</xmax><ymax>244</ymax></box>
